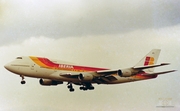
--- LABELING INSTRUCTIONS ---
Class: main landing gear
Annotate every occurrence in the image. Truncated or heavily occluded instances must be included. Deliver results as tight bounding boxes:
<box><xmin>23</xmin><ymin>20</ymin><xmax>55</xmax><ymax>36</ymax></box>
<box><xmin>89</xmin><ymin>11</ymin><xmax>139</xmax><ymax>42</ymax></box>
<box><xmin>79</xmin><ymin>86</ymin><xmax>94</xmax><ymax>91</ymax></box>
<box><xmin>67</xmin><ymin>82</ymin><xmax>95</xmax><ymax>92</ymax></box>
<box><xmin>20</xmin><ymin>75</ymin><xmax>26</xmax><ymax>84</ymax></box>
<box><xmin>79</xmin><ymin>83</ymin><xmax>94</xmax><ymax>91</ymax></box>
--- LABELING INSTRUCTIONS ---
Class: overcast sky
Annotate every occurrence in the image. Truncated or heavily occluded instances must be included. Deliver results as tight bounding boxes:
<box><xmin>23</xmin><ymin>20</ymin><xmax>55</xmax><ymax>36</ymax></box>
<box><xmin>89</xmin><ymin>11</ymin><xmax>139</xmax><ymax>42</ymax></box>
<box><xmin>0</xmin><ymin>0</ymin><xmax>180</xmax><ymax>111</ymax></box>
<box><xmin>1</xmin><ymin>0</ymin><xmax>180</xmax><ymax>45</ymax></box>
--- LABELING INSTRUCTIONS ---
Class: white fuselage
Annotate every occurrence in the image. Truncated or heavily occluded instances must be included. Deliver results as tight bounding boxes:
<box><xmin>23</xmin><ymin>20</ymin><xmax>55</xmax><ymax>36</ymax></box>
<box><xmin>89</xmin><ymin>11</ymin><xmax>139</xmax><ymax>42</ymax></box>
<box><xmin>4</xmin><ymin>56</ymin><xmax>156</xmax><ymax>85</ymax></box>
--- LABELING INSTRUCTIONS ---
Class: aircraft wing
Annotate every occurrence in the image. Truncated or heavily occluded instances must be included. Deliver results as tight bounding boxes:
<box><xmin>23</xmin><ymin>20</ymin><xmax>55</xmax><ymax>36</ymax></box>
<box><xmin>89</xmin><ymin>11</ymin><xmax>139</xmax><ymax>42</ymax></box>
<box><xmin>97</xmin><ymin>69</ymin><xmax>118</xmax><ymax>75</ymax></box>
<box><xmin>60</xmin><ymin>70</ymin><xmax>118</xmax><ymax>77</ymax></box>
<box><xmin>60</xmin><ymin>72</ymin><xmax>82</xmax><ymax>78</ymax></box>
<box><xmin>59</xmin><ymin>71</ymin><xmax>118</xmax><ymax>83</ymax></box>
<box><xmin>56</xmin><ymin>69</ymin><xmax>176</xmax><ymax>84</ymax></box>
<box><xmin>93</xmin><ymin>75</ymin><xmax>118</xmax><ymax>84</ymax></box>
<box><xmin>60</xmin><ymin>72</ymin><xmax>98</xmax><ymax>78</ymax></box>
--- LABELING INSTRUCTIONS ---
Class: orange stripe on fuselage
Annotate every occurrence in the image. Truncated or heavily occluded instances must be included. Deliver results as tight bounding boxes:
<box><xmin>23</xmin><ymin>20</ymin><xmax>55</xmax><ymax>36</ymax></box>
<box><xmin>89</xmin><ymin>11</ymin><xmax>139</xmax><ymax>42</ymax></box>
<box><xmin>29</xmin><ymin>56</ymin><xmax>109</xmax><ymax>72</ymax></box>
<box><xmin>30</xmin><ymin>57</ymin><xmax>49</xmax><ymax>68</ymax></box>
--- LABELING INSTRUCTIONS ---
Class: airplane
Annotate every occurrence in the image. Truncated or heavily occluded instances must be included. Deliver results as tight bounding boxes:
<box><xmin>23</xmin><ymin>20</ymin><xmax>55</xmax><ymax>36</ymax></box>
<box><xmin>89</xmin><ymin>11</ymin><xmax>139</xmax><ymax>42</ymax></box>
<box><xmin>4</xmin><ymin>49</ymin><xmax>176</xmax><ymax>92</ymax></box>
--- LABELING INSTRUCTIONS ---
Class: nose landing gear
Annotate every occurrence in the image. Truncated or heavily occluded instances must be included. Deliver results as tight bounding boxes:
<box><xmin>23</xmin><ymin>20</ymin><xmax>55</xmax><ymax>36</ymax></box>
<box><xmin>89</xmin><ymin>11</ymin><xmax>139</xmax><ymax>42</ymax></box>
<box><xmin>20</xmin><ymin>75</ymin><xmax>26</xmax><ymax>84</ymax></box>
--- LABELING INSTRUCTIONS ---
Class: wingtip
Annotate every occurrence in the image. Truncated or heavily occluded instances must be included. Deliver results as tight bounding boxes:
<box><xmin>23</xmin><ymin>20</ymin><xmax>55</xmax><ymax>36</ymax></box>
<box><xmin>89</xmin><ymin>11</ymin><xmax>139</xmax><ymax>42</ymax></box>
<box><xmin>172</xmin><ymin>70</ymin><xmax>177</xmax><ymax>72</ymax></box>
<box><xmin>167</xmin><ymin>70</ymin><xmax>177</xmax><ymax>73</ymax></box>
<box><xmin>161</xmin><ymin>63</ymin><xmax>170</xmax><ymax>65</ymax></box>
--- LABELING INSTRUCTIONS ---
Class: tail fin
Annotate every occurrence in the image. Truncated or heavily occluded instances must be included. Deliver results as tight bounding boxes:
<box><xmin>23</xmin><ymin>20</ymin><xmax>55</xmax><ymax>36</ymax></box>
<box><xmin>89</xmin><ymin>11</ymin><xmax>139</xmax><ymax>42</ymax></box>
<box><xmin>134</xmin><ymin>49</ymin><xmax>161</xmax><ymax>72</ymax></box>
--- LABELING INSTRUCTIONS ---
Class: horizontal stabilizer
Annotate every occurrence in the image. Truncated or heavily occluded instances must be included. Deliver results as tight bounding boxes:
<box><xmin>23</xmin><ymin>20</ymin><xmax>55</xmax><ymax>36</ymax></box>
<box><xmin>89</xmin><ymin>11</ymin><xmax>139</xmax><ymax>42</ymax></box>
<box><xmin>142</xmin><ymin>70</ymin><xmax>176</xmax><ymax>76</ymax></box>
<box><xmin>134</xmin><ymin>63</ymin><xmax>170</xmax><ymax>70</ymax></box>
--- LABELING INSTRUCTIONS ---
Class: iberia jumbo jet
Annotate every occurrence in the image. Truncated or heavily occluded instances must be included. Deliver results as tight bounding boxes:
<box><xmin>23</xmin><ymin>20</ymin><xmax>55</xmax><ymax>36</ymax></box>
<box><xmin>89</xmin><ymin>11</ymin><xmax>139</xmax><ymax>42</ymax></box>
<box><xmin>4</xmin><ymin>49</ymin><xmax>176</xmax><ymax>92</ymax></box>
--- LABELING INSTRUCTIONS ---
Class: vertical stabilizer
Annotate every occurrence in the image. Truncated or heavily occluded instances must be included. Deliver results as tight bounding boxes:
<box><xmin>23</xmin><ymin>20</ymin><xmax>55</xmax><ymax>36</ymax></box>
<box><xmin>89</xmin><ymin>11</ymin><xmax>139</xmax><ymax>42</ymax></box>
<box><xmin>134</xmin><ymin>49</ymin><xmax>161</xmax><ymax>72</ymax></box>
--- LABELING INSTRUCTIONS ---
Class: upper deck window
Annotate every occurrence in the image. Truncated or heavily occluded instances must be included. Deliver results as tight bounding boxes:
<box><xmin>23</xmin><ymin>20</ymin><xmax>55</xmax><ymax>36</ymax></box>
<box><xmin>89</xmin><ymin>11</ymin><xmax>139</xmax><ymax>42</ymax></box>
<box><xmin>16</xmin><ymin>57</ymin><xmax>22</xmax><ymax>59</ymax></box>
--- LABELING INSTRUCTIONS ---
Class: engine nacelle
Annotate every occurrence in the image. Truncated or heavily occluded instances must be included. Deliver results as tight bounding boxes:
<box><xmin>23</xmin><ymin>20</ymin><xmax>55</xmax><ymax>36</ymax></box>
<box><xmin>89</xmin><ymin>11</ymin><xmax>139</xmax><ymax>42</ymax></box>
<box><xmin>39</xmin><ymin>79</ymin><xmax>63</xmax><ymax>86</ymax></box>
<box><xmin>78</xmin><ymin>73</ymin><xmax>93</xmax><ymax>81</ymax></box>
<box><xmin>118</xmin><ymin>69</ymin><xmax>133</xmax><ymax>77</ymax></box>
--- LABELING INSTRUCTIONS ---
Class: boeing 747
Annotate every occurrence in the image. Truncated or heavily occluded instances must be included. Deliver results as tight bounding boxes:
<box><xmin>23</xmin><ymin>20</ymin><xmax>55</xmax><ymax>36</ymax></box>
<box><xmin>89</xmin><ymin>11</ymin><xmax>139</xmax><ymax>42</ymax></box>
<box><xmin>4</xmin><ymin>49</ymin><xmax>176</xmax><ymax>92</ymax></box>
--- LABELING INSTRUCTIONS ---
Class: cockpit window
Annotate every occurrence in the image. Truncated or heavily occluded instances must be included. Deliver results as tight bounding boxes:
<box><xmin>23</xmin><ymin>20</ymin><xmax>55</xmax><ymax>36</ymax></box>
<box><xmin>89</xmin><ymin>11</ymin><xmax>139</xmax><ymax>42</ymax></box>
<box><xmin>16</xmin><ymin>57</ymin><xmax>22</xmax><ymax>59</ymax></box>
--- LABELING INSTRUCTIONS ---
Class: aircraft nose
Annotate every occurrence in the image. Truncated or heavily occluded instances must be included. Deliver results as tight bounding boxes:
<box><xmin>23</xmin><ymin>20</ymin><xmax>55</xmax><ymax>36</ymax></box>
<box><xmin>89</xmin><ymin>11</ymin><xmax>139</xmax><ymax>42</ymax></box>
<box><xmin>4</xmin><ymin>63</ymin><xmax>11</xmax><ymax>71</ymax></box>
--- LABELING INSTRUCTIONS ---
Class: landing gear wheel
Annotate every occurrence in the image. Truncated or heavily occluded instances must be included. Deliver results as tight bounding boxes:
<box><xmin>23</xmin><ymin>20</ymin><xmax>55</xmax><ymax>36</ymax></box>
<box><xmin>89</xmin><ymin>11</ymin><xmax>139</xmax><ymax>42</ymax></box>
<box><xmin>89</xmin><ymin>87</ymin><xmax>94</xmax><ymax>90</ymax></box>
<box><xmin>79</xmin><ymin>86</ymin><xmax>87</xmax><ymax>91</ymax></box>
<box><xmin>21</xmin><ymin>80</ymin><xmax>26</xmax><ymax>84</ymax></box>
<box><xmin>69</xmin><ymin>88</ymin><xmax>75</xmax><ymax>92</ymax></box>
<box><xmin>83</xmin><ymin>87</ymin><xmax>87</xmax><ymax>91</ymax></box>
<box><xmin>67</xmin><ymin>85</ymin><xmax>72</xmax><ymax>89</ymax></box>
<box><xmin>79</xmin><ymin>83</ymin><xmax>95</xmax><ymax>91</ymax></box>
<box><xmin>20</xmin><ymin>75</ymin><xmax>25</xmax><ymax>84</ymax></box>
<box><xmin>80</xmin><ymin>86</ymin><xmax>84</xmax><ymax>90</ymax></box>
<box><xmin>67</xmin><ymin>83</ymin><xmax>75</xmax><ymax>92</ymax></box>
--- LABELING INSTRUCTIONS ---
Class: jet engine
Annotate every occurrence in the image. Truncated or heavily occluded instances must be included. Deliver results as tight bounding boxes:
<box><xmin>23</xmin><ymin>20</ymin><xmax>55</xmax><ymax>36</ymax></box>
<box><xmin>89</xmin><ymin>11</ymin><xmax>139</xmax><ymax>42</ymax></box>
<box><xmin>39</xmin><ymin>79</ymin><xmax>63</xmax><ymax>86</ymax></box>
<box><xmin>118</xmin><ymin>69</ymin><xmax>133</xmax><ymax>77</ymax></box>
<box><xmin>78</xmin><ymin>73</ymin><xmax>93</xmax><ymax>81</ymax></box>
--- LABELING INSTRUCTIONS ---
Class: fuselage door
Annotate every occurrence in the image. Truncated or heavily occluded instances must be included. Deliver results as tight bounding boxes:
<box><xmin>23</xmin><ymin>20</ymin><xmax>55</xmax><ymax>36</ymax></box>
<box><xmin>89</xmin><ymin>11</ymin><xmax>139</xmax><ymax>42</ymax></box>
<box><xmin>31</xmin><ymin>64</ymin><xmax>35</xmax><ymax>70</ymax></box>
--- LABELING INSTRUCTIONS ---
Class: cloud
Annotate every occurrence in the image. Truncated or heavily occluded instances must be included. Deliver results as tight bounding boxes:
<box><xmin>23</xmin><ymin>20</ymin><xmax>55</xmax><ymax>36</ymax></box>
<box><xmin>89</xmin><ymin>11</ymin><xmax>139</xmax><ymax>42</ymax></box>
<box><xmin>0</xmin><ymin>26</ymin><xmax>180</xmax><ymax>110</ymax></box>
<box><xmin>1</xmin><ymin>0</ymin><xmax>180</xmax><ymax>45</ymax></box>
<box><xmin>0</xmin><ymin>1</ymin><xmax>180</xmax><ymax>110</ymax></box>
